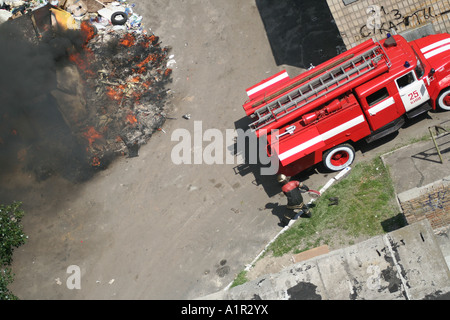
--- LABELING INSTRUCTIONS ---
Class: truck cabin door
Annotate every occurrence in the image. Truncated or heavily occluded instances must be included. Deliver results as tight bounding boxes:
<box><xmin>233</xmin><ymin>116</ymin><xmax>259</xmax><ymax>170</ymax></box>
<box><xmin>395</xmin><ymin>70</ymin><xmax>430</xmax><ymax>112</ymax></box>
<box><xmin>363</xmin><ymin>87</ymin><xmax>399</xmax><ymax>131</ymax></box>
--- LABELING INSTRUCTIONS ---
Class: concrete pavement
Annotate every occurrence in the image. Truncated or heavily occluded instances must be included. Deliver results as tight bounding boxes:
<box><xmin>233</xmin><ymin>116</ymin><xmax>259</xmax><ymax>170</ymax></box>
<box><xmin>381</xmin><ymin>128</ymin><xmax>450</xmax><ymax>195</ymax></box>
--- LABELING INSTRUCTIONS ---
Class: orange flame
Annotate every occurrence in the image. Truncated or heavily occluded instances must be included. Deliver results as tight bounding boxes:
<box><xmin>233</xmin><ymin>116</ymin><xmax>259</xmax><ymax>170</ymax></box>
<box><xmin>130</xmin><ymin>76</ymin><xmax>141</xmax><ymax>83</ymax></box>
<box><xmin>69</xmin><ymin>50</ymin><xmax>96</xmax><ymax>77</ymax></box>
<box><xmin>126</xmin><ymin>113</ymin><xmax>138</xmax><ymax>124</ymax></box>
<box><xmin>164</xmin><ymin>68</ymin><xmax>172</xmax><ymax>77</ymax></box>
<box><xmin>91</xmin><ymin>156</ymin><xmax>101</xmax><ymax>167</ymax></box>
<box><xmin>82</xmin><ymin>126</ymin><xmax>103</xmax><ymax>146</ymax></box>
<box><xmin>148</xmin><ymin>34</ymin><xmax>159</xmax><ymax>45</ymax></box>
<box><xmin>68</xmin><ymin>22</ymin><xmax>96</xmax><ymax>77</ymax></box>
<box><xmin>120</xmin><ymin>33</ymin><xmax>136</xmax><ymax>47</ymax></box>
<box><xmin>137</xmin><ymin>35</ymin><xmax>158</xmax><ymax>49</ymax></box>
<box><xmin>134</xmin><ymin>54</ymin><xmax>157</xmax><ymax>74</ymax></box>
<box><xmin>142</xmin><ymin>80</ymin><xmax>152</xmax><ymax>89</ymax></box>
<box><xmin>80</xmin><ymin>21</ymin><xmax>96</xmax><ymax>44</ymax></box>
<box><xmin>137</xmin><ymin>55</ymin><xmax>154</xmax><ymax>68</ymax></box>
<box><xmin>106</xmin><ymin>85</ymin><xmax>126</xmax><ymax>101</ymax></box>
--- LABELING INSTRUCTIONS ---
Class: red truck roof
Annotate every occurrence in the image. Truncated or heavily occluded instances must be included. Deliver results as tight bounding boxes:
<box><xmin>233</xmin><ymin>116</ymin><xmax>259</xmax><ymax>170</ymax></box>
<box><xmin>243</xmin><ymin>37</ymin><xmax>392</xmax><ymax>137</ymax></box>
<box><xmin>411</xmin><ymin>33</ymin><xmax>450</xmax><ymax>76</ymax></box>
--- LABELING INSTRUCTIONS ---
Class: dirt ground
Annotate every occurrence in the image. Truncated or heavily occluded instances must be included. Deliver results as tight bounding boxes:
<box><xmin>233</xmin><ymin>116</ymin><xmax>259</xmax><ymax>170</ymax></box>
<box><xmin>3</xmin><ymin>0</ymin><xmax>450</xmax><ymax>300</ymax></box>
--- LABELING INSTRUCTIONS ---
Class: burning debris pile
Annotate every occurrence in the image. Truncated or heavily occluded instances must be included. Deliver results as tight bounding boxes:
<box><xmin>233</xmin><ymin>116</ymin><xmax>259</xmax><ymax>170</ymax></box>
<box><xmin>75</xmin><ymin>28</ymin><xmax>172</xmax><ymax>164</ymax></box>
<box><xmin>0</xmin><ymin>1</ymin><xmax>173</xmax><ymax>181</ymax></box>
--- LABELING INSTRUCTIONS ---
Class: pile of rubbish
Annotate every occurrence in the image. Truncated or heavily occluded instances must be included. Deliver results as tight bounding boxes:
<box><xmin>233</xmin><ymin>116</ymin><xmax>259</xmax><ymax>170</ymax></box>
<box><xmin>0</xmin><ymin>0</ymin><xmax>173</xmax><ymax>180</ymax></box>
<box><xmin>0</xmin><ymin>0</ymin><xmax>146</xmax><ymax>34</ymax></box>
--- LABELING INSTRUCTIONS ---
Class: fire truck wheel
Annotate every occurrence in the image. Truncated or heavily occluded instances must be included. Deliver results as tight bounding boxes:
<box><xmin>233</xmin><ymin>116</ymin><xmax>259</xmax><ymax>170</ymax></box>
<box><xmin>437</xmin><ymin>88</ymin><xmax>450</xmax><ymax>111</ymax></box>
<box><xmin>323</xmin><ymin>144</ymin><xmax>355</xmax><ymax>172</ymax></box>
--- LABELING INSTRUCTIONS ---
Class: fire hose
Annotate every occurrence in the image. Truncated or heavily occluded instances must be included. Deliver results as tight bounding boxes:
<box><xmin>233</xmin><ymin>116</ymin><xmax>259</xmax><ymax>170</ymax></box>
<box><xmin>301</xmin><ymin>189</ymin><xmax>321</xmax><ymax>199</ymax></box>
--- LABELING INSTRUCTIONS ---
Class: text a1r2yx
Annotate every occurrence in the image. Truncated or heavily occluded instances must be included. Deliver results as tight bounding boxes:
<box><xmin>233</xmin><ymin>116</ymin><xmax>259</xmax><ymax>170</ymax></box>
<box><xmin>181</xmin><ymin>304</ymin><xmax>269</xmax><ymax>317</ymax></box>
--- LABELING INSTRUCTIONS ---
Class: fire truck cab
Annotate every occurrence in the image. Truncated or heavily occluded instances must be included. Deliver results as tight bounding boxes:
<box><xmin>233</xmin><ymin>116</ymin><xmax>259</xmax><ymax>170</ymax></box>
<box><xmin>242</xmin><ymin>33</ymin><xmax>450</xmax><ymax>176</ymax></box>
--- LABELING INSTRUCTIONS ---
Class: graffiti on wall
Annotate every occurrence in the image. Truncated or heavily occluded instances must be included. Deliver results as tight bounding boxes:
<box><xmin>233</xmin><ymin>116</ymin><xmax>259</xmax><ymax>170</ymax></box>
<box><xmin>424</xmin><ymin>188</ymin><xmax>448</xmax><ymax>211</ymax></box>
<box><xmin>360</xmin><ymin>4</ymin><xmax>450</xmax><ymax>38</ymax></box>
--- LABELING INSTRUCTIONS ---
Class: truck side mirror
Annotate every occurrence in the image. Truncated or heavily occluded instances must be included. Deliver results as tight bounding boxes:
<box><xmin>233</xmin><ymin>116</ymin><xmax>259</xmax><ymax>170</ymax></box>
<box><xmin>429</xmin><ymin>68</ymin><xmax>435</xmax><ymax>77</ymax></box>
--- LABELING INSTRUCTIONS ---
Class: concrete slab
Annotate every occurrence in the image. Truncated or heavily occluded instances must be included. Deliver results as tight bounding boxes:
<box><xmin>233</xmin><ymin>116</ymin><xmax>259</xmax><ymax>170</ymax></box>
<box><xmin>387</xmin><ymin>222</ymin><xmax>450</xmax><ymax>299</ymax></box>
<box><xmin>381</xmin><ymin>131</ymin><xmax>450</xmax><ymax>195</ymax></box>
<box><xmin>204</xmin><ymin>220</ymin><xmax>450</xmax><ymax>300</ymax></box>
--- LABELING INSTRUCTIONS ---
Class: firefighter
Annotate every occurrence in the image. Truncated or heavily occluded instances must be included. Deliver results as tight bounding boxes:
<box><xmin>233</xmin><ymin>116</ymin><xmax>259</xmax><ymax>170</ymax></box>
<box><xmin>277</xmin><ymin>174</ymin><xmax>311</xmax><ymax>223</ymax></box>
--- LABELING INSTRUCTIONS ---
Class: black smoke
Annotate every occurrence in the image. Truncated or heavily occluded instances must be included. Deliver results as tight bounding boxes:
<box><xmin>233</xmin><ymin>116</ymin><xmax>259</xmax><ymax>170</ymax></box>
<box><xmin>0</xmin><ymin>8</ymin><xmax>96</xmax><ymax>182</ymax></box>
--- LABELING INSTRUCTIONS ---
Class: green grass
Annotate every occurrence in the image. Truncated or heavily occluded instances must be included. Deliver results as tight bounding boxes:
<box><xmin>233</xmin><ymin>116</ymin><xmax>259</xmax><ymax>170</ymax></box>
<box><xmin>267</xmin><ymin>157</ymin><xmax>406</xmax><ymax>257</ymax></box>
<box><xmin>230</xmin><ymin>271</ymin><xmax>249</xmax><ymax>288</ymax></box>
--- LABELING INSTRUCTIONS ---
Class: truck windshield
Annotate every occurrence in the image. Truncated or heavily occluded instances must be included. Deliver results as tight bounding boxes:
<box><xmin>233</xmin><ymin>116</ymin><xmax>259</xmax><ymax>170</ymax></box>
<box><xmin>415</xmin><ymin>56</ymin><xmax>425</xmax><ymax>79</ymax></box>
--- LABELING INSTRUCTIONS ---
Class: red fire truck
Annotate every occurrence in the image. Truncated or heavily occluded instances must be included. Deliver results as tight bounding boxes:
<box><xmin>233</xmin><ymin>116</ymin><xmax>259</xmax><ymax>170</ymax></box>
<box><xmin>242</xmin><ymin>33</ymin><xmax>450</xmax><ymax>176</ymax></box>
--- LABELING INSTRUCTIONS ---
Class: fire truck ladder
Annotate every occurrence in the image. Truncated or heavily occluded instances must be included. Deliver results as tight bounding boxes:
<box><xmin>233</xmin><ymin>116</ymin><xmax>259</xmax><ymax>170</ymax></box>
<box><xmin>249</xmin><ymin>45</ymin><xmax>389</xmax><ymax>132</ymax></box>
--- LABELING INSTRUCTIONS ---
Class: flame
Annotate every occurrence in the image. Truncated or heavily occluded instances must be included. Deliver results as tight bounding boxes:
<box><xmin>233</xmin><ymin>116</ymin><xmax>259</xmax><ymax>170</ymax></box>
<box><xmin>130</xmin><ymin>76</ymin><xmax>141</xmax><ymax>83</ymax></box>
<box><xmin>148</xmin><ymin>34</ymin><xmax>159</xmax><ymax>45</ymax></box>
<box><xmin>82</xmin><ymin>126</ymin><xmax>103</xmax><ymax>147</ymax></box>
<box><xmin>106</xmin><ymin>85</ymin><xmax>125</xmax><ymax>101</ymax></box>
<box><xmin>137</xmin><ymin>55</ymin><xmax>155</xmax><ymax>68</ymax></box>
<box><xmin>91</xmin><ymin>156</ymin><xmax>101</xmax><ymax>167</ymax></box>
<box><xmin>69</xmin><ymin>49</ymin><xmax>96</xmax><ymax>77</ymax></box>
<box><xmin>80</xmin><ymin>21</ymin><xmax>96</xmax><ymax>44</ymax></box>
<box><xmin>120</xmin><ymin>33</ymin><xmax>136</xmax><ymax>47</ymax></box>
<box><xmin>134</xmin><ymin>54</ymin><xmax>157</xmax><ymax>74</ymax></box>
<box><xmin>68</xmin><ymin>21</ymin><xmax>96</xmax><ymax>77</ymax></box>
<box><xmin>142</xmin><ymin>80</ymin><xmax>152</xmax><ymax>89</ymax></box>
<box><xmin>137</xmin><ymin>35</ymin><xmax>159</xmax><ymax>49</ymax></box>
<box><xmin>126</xmin><ymin>113</ymin><xmax>138</xmax><ymax>124</ymax></box>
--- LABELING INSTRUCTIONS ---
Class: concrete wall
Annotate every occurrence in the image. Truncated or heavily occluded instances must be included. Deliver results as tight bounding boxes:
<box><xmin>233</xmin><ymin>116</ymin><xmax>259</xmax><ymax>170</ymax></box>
<box><xmin>327</xmin><ymin>0</ymin><xmax>450</xmax><ymax>48</ymax></box>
